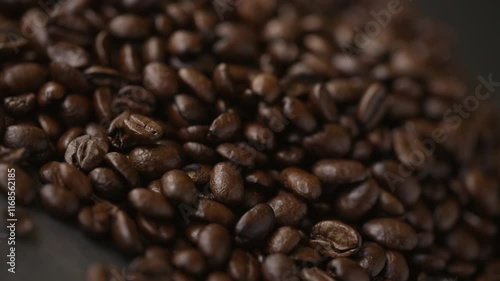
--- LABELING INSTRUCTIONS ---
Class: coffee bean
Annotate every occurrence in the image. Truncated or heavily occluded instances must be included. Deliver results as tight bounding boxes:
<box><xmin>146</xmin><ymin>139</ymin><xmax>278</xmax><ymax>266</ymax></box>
<box><xmin>172</xmin><ymin>249</ymin><xmax>206</xmax><ymax>275</ymax></box>
<box><xmin>198</xmin><ymin>224</ymin><xmax>231</xmax><ymax>266</ymax></box>
<box><xmin>309</xmin><ymin>83</ymin><xmax>338</xmax><ymax>122</ymax></box>
<box><xmin>303</xmin><ymin>124</ymin><xmax>351</xmax><ymax>158</ymax></box>
<box><xmin>39</xmin><ymin>184</ymin><xmax>80</xmax><ymax>219</ymax></box>
<box><xmin>227</xmin><ymin>249</ymin><xmax>260</xmax><ymax>281</ymax></box>
<box><xmin>4</xmin><ymin>93</ymin><xmax>36</xmax><ymax>116</ymax></box>
<box><xmin>183</xmin><ymin>163</ymin><xmax>212</xmax><ymax>185</ymax></box>
<box><xmin>210</xmin><ymin>162</ymin><xmax>244</xmax><ymax>204</ymax></box>
<box><xmin>3</xmin><ymin>124</ymin><xmax>50</xmax><ymax>159</ymax></box>
<box><xmin>86</xmin><ymin>263</ymin><xmax>122</xmax><ymax>281</ymax></box>
<box><xmin>111</xmin><ymin>210</ymin><xmax>143</xmax><ymax>255</ymax></box>
<box><xmin>355</xmin><ymin>242</ymin><xmax>386</xmax><ymax>277</ymax></box>
<box><xmin>168</xmin><ymin>31</ymin><xmax>202</xmax><ymax>56</ymax></box>
<box><xmin>300</xmin><ymin>268</ymin><xmax>335</xmax><ymax>281</ymax></box>
<box><xmin>262</xmin><ymin>254</ymin><xmax>299</xmax><ymax>281</ymax></box>
<box><xmin>0</xmin><ymin>63</ymin><xmax>48</xmax><ymax>94</ymax></box>
<box><xmin>310</xmin><ymin>220</ymin><xmax>361</xmax><ymax>258</ymax></box>
<box><xmin>61</xmin><ymin>94</ymin><xmax>93</xmax><ymax>126</ymax></box>
<box><xmin>280</xmin><ymin>167</ymin><xmax>321</xmax><ymax>200</ymax></box>
<box><xmin>266</xmin><ymin>226</ymin><xmax>302</xmax><ymax>254</ymax></box>
<box><xmin>235</xmin><ymin>203</ymin><xmax>275</xmax><ymax>242</ymax></box>
<box><xmin>216</xmin><ymin>143</ymin><xmax>256</xmax><ymax>168</ymax></box>
<box><xmin>464</xmin><ymin>170</ymin><xmax>498</xmax><ymax>216</ymax></box>
<box><xmin>109</xmin><ymin>14</ymin><xmax>151</xmax><ymax>39</ymax></box>
<box><xmin>129</xmin><ymin>188</ymin><xmax>174</xmax><ymax>220</ymax></box>
<box><xmin>312</xmin><ymin>159</ymin><xmax>367</xmax><ymax>184</ymax></box>
<box><xmin>282</xmin><ymin>96</ymin><xmax>317</xmax><ymax>133</ymax></box>
<box><xmin>49</xmin><ymin>62</ymin><xmax>90</xmax><ymax>93</ymax></box>
<box><xmin>143</xmin><ymin>62</ymin><xmax>178</xmax><ymax>98</ymax></box>
<box><xmin>47</xmin><ymin>42</ymin><xmax>90</xmax><ymax>68</ymax></box>
<box><xmin>161</xmin><ymin>169</ymin><xmax>197</xmax><ymax>205</ymax></box>
<box><xmin>88</xmin><ymin>167</ymin><xmax>126</xmax><ymax>201</ymax></box>
<box><xmin>326</xmin><ymin>258</ymin><xmax>369</xmax><ymax>281</ymax></box>
<box><xmin>251</xmin><ymin>73</ymin><xmax>281</xmax><ymax>104</ymax></box>
<box><xmin>363</xmin><ymin>218</ymin><xmax>417</xmax><ymax>250</ymax></box>
<box><xmin>179</xmin><ymin>68</ymin><xmax>215</xmax><ymax>103</ymax></box>
<box><xmin>65</xmin><ymin>135</ymin><xmax>109</xmax><ymax>171</ymax></box>
<box><xmin>268</xmin><ymin>192</ymin><xmax>307</xmax><ymax>227</ymax></box>
<box><xmin>136</xmin><ymin>214</ymin><xmax>176</xmax><ymax>244</ymax></box>
<box><xmin>334</xmin><ymin>179</ymin><xmax>380</xmax><ymax>220</ymax></box>
<box><xmin>168</xmin><ymin>94</ymin><xmax>208</xmax><ymax>126</ymax></box>
<box><xmin>0</xmin><ymin>164</ymin><xmax>35</xmax><ymax>204</ymax></box>
<box><xmin>129</xmin><ymin>144</ymin><xmax>182</xmax><ymax>179</ymax></box>
<box><xmin>445</xmin><ymin>227</ymin><xmax>479</xmax><ymax>261</ymax></box>
<box><xmin>183</xmin><ymin>142</ymin><xmax>218</xmax><ymax>164</ymax></box>
<box><xmin>104</xmin><ymin>152</ymin><xmax>140</xmax><ymax>188</ymax></box>
<box><xmin>39</xmin><ymin>161</ymin><xmax>93</xmax><ymax>200</ymax></box>
<box><xmin>193</xmin><ymin>198</ymin><xmax>236</xmax><ymax>227</ymax></box>
<box><xmin>78</xmin><ymin>203</ymin><xmax>112</xmax><ymax>237</ymax></box>
<box><xmin>357</xmin><ymin>83</ymin><xmax>388</xmax><ymax>130</ymax></box>
<box><xmin>384</xmin><ymin>250</ymin><xmax>409</xmax><ymax>281</ymax></box>
<box><xmin>209</xmin><ymin>111</ymin><xmax>241</xmax><ymax>141</ymax></box>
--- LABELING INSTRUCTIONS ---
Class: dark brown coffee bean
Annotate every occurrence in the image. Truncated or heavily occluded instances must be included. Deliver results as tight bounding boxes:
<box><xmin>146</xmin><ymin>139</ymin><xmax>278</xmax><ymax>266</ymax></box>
<box><xmin>109</xmin><ymin>14</ymin><xmax>151</xmax><ymax>39</ymax></box>
<box><xmin>183</xmin><ymin>142</ymin><xmax>218</xmax><ymax>164</ymax></box>
<box><xmin>167</xmin><ymin>94</ymin><xmax>208</xmax><ymax>126</ymax></box>
<box><xmin>39</xmin><ymin>162</ymin><xmax>93</xmax><ymax>200</ymax></box>
<box><xmin>216</xmin><ymin>143</ymin><xmax>256</xmax><ymax>168</ymax></box>
<box><xmin>57</xmin><ymin>127</ymin><xmax>83</xmax><ymax>155</ymax></box>
<box><xmin>363</xmin><ymin>218</ymin><xmax>417</xmax><ymax>250</ymax></box>
<box><xmin>383</xmin><ymin>250</ymin><xmax>409</xmax><ymax>281</ymax></box>
<box><xmin>129</xmin><ymin>144</ymin><xmax>182</xmax><ymax>179</ymax></box>
<box><xmin>89</xmin><ymin>167</ymin><xmax>127</xmax><ymax>201</ymax></box>
<box><xmin>143</xmin><ymin>62</ymin><xmax>178</xmax><ymax>98</ymax></box>
<box><xmin>446</xmin><ymin>227</ymin><xmax>479</xmax><ymax>261</ymax></box>
<box><xmin>129</xmin><ymin>188</ymin><xmax>174</xmax><ymax>220</ymax></box>
<box><xmin>3</xmin><ymin>124</ymin><xmax>50</xmax><ymax>158</ymax></box>
<box><xmin>168</xmin><ymin>30</ymin><xmax>202</xmax><ymax>56</ymax></box>
<box><xmin>357</xmin><ymin>83</ymin><xmax>388</xmax><ymax>130</ymax></box>
<box><xmin>251</xmin><ymin>73</ymin><xmax>281</xmax><ymax>104</ymax></box>
<box><xmin>300</xmin><ymin>268</ymin><xmax>335</xmax><ymax>281</ymax></box>
<box><xmin>262</xmin><ymin>254</ymin><xmax>299</xmax><ymax>281</ymax></box>
<box><xmin>393</xmin><ymin>129</ymin><xmax>433</xmax><ymax>170</ymax></box>
<box><xmin>303</xmin><ymin>124</ymin><xmax>351</xmax><ymax>158</ymax></box>
<box><xmin>142</xmin><ymin>37</ymin><xmax>166</xmax><ymax>64</ymax></box>
<box><xmin>282</xmin><ymin>96</ymin><xmax>317</xmax><ymax>133</ymax></box>
<box><xmin>78</xmin><ymin>203</ymin><xmax>112</xmax><ymax>237</ymax></box>
<box><xmin>312</xmin><ymin>159</ymin><xmax>367</xmax><ymax>184</ymax></box>
<box><xmin>47</xmin><ymin>42</ymin><xmax>89</xmax><ymax>68</ymax></box>
<box><xmin>406</xmin><ymin>201</ymin><xmax>434</xmax><ymax>231</ymax></box>
<box><xmin>235</xmin><ymin>203</ymin><xmax>275</xmax><ymax>242</ymax></box>
<box><xmin>227</xmin><ymin>249</ymin><xmax>260</xmax><ymax>281</ymax></box>
<box><xmin>326</xmin><ymin>258</ymin><xmax>369</xmax><ymax>281</ymax></box>
<box><xmin>104</xmin><ymin>152</ymin><xmax>140</xmax><ymax>188</ymax></box>
<box><xmin>37</xmin><ymin>113</ymin><xmax>62</xmax><ymax>140</ymax></box>
<box><xmin>198</xmin><ymin>223</ymin><xmax>231</xmax><ymax>266</ymax></box>
<box><xmin>0</xmin><ymin>164</ymin><xmax>35</xmax><ymax>204</ymax></box>
<box><xmin>334</xmin><ymin>179</ymin><xmax>380</xmax><ymax>220</ymax></box>
<box><xmin>178</xmin><ymin>68</ymin><xmax>215</xmax><ymax>103</ymax></box>
<box><xmin>371</xmin><ymin>161</ymin><xmax>421</xmax><ymax>206</ymax></box>
<box><xmin>122</xmin><ymin>113</ymin><xmax>163</xmax><ymax>142</ymax></box>
<box><xmin>411</xmin><ymin>253</ymin><xmax>446</xmax><ymax>273</ymax></box>
<box><xmin>183</xmin><ymin>163</ymin><xmax>212</xmax><ymax>185</ymax></box>
<box><xmin>65</xmin><ymin>135</ymin><xmax>109</xmax><ymax>171</ymax></box>
<box><xmin>111</xmin><ymin>210</ymin><xmax>143</xmax><ymax>255</ymax></box>
<box><xmin>4</xmin><ymin>93</ymin><xmax>35</xmax><ymax>116</ymax></box>
<box><xmin>280</xmin><ymin>167</ymin><xmax>321</xmax><ymax>200</ymax></box>
<box><xmin>434</xmin><ymin>198</ymin><xmax>460</xmax><ymax>232</ymax></box>
<box><xmin>61</xmin><ymin>94</ymin><xmax>93</xmax><ymax>126</ymax></box>
<box><xmin>37</xmin><ymin>81</ymin><xmax>66</xmax><ymax>107</ymax></box>
<box><xmin>161</xmin><ymin>169</ymin><xmax>197</xmax><ymax>205</ymax></box>
<box><xmin>464</xmin><ymin>170</ymin><xmax>498</xmax><ymax>216</ymax></box>
<box><xmin>266</xmin><ymin>226</ymin><xmax>302</xmax><ymax>254</ymax></box>
<box><xmin>309</xmin><ymin>84</ymin><xmax>338</xmax><ymax>123</ymax></box>
<box><xmin>0</xmin><ymin>63</ymin><xmax>48</xmax><ymax>94</ymax></box>
<box><xmin>310</xmin><ymin>220</ymin><xmax>361</xmax><ymax>258</ymax></box>
<box><xmin>136</xmin><ymin>214</ymin><xmax>176</xmax><ymax>244</ymax></box>
<box><xmin>209</xmin><ymin>111</ymin><xmax>241</xmax><ymax>141</ymax></box>
<box><xmin>172</xmin><ymin>248</ymin><xmax>206</xmax><ymax>275</ymax></box>
<box><xmin>355</xmin><ymin>242</ymin><xmax>386</xmax><ymax>277</ymax></box>
<box><xmin>49</xmin><ymin>62</ymin><xmax>90</xmax><ymax>93</ymax></box>
<box><xmin>274</xmin><ymin>146</ymin><xmax>304</xmax><ymax>167</ymax></box>
<box><xmin>193</xmin><ymin>198</ymin><xmax>236</xmax><ymax>227</ymax></box>
<box><xmin>86</xmin><ymin>263</ymin><xmax>122</xmax><ymax>281</ymax></box>
<box><xmin>268</xmin><ymin>192</ymin><xmax>307</xmax><ymax>227</ymax></box>
<box><xmin>39</xmin><ymin>184</ymin><xmax>80</xmax><ymax>219</ymax></box>
<box><xmin>210</xmin><ymin>162</ymin><xmax>244</xmax><ymax>204</ymax></box>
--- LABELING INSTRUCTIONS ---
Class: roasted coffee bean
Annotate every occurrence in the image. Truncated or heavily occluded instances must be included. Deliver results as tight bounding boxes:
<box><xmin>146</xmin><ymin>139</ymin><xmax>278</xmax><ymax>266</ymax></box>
<box><xmin>129</xmin><ymin>144</ymin><xmax>182</xmax><ymax>179</ymax></box>
<box><xmin>0</xmin><ymin>164</ymin><xmax>35</xmax><ymax>204</ymax></box>
<box><xmin>86</xmin><ymin>263</ymin><xmax>122</xmax><ymax>281</ymax></box>
<box><xmin>464</xmin><ymin>170</ymin><xmax>498</xmax><ymax>216</ymax></box>
<box><xmin>136</xmin><ymin>214</ymin><xmax>176</xmax><ymax>244</ymax></box>
<box><xmin>104</xmin><ymin>152</ymin><xmax>140</xmax><ymax>188</ymax></box>
<box><xmin>434</xmin><ymin>198</ymin><xmax>460</xmax><ymax>232</ymax></box>
<box><xmin>235</xmin><ymin>203</ymin><xmax>275</xmax><ymax>242</ymax></box>
<box><xmin>161</xmin><ymin>169</ymin><xmax>197</xmax><ymax>205</ymax></box>
<box><xmin>357</xmin><ymin>83</ymin><xmax>388</xmax><ymax>130</ymax></box>
<box><xmin>216</xmin><ymin>143</ymin><xmax>256</xmax><ymax>167</ymax></box>
<box><xmin>129</xmin><ymin>188</ymin><xmax>174</xmax><ymax>220</ymax></box>
<box><xmin>193</xmin><ymin>198</ymin><xmax>236</xmax><ymax>227</ymax></box>
<box><xmin>57</xmin><ymin>127</ymin><xmax>83</xmax><ymax>155</ymax></box>
<box><xmin>251</xmin><ymin>73</ymin><xmax>281</xmax><ymax>104</ymax></box>
<box><xmin>179</xmin><ymin>68</ymin><xmax>215</xmax><ymax>103</ymax></box>
<box><xmin>334</xmin><ymin>179</ymin><xmax>380</xmax><ymax>220</ymax></box>
<box><xmin>227</xmin><ymin>249</ymin><xmax>260</xmax><ymax>281</ymax></box>
<box><xmin>172</xmin><ymin>249</ymin><xmax>206</xmax><ymax>275</ymax></box>
<box><xmin>266</xmin><ymin>226</ymin><xmax>302</xmax><ymax>254</ymax></box>
<box><xmin>303</xmin><ymin>124</ymin><xmax>351</xmax><ymax>158</ymax></box>
<box><xmin>183</xmin><ymin>142</ymin><xmax>218</xmax><ymax>164</ymax></box>
<box><xmin>111</xmin><ymin>210</ymin><xmax>143</xmax><ymax>255</ymax></box>
<box><xmin>37</xmin><ymin>113</ymin><xmax>62</xmax><ymax>140</ymax></box>
<box><xmin>49</xmin><ymin>62</ymin><xmax>90</xmax><ymax>93</ymax></box>
<box><xmin>109</xmin><ymin>14</ymin><xmax>151</xmax><ymax>39</ymax></box>
<box><xmin>384</xmin><ymin>250</ymin><xmax>409</xmax><ymax>281</ymax></box>
<box><xmin>282</xmin><ymin>96</ymin><xmax>317</xmax><ymax>133</ymax></box>
<box><xmin>61</xmin><ymin>94</ymin><xmax>93</xmax><ymax>126</ymax></box>
<box><xmin>268</xmin><ymin>192</ymin><xmax>307</xmax><ymax>227</ymax></box>
<box><xmin>4</xmin><ymin>93</ymin><xmax>36</xmax><ymax>116</ymax></box>
<box><xmin>300</xmin><ymin>268</ymin><xmax>335</xmax><ymax>281</ymax></box>
<box><xmin>274</xmin><ymin>146</ymin><xmax>304</xmax><ymax>167</ymax></box>
<box><xmin>363</xmin><ymin>218</ymin><xmax>417</xmax><ymax>250</ymax></box>
<box><xmin>326</xmin><ymin>258</ymin><xmax>369</xmax><ymax>281</ymax></box>
<box><xmin>198</xmin><ymin>224</ymin><xmax>232</xmax><ymax>266</ymax></box>
<box><xmin>183</xmin><ymin>163</ymin><xmax>212</xmax><ymax>185</ymax></box>
<box><xmin>210</xmin><ymin>162</ymin><xmax>244</xmax><ymax>204</ymax></box>
<box><xmin>312</xmin><ymin>159</ymin><xmax>367</xmax><ymax>184</ymax></box>
<box><xmin>262</xmin><ymin>254</ymin><xmax>299</xmax><ymax>281</ymax></box>
<box><xmin>142</xmin><ymin>37</ymin><xmax>166</xmax><ymax>64</ymax></box>
<box><xmin>89</xmin><ymin>167</ymin><xmax>127</xmax><ymax>201</ymax></box>
<box><xmin>355</xmin><ymin>242</ymin><xmax>387</xmax><ymax>277</ymax></box>
<box><xmin>393</xmin><ymin>129</ymin><xmax>433</xmax><ymax>170</ymax></box>
<box><xmin>143</xmin><ymin>62</ymin><xmax>178</xmax><ymax>98</ymax></box>
<box><xmin>406</xmin><ymin>201</ymin><xmax>434</xmax><ymax>231</ymax></box>
<box><xmin>280</xmin><ymin>167</ymin><xmax>321</xmax><ymax>200</ymax></box>
<box><xmin>65</xmin><ymin>135</ymin><xmax>109</xmax><ymax>171</ymax></box>
<box><xmin>310</xmin><ymin>220</ymin><xmax>361</xmax><ymax>258</ymax></box>
<box><xmin>167</xmin><ymin>94</ymin><xmax>208</xmax><ymax>126</ymax></box>
<box><xmin>3</xmin><ymin>124</ymin><xmax>50</xmax><ymax>158</ymax></box>
<box><xmin>209</xmin><ymin>111</ymin><xmax>241</xmax><ymax>141</ymax></box>
<box><xmin>0</xmin><ymin>63</ymin><xmax>48</xmax><ymax>94</ymax></box>
<box><xmin>39</xmin><ymin>184</ymin><xmax>80</xmax><ymax>219</ymax></box>
<box><xmin>445</xmin><ymin>227</ymin><xmax>479</xmax><ymax>261</ymax></box>
<box><xmin>309</xmin><ymin>83</ymin><xmax>338</xmax><ymax>122</ymax></box>
<box><xmin>47</xmin><ymin>42</ymin><xmax>90</xmax><ymax>68</ymax></box>
<box><xmin>78</xmin><ymin>203</ymin><xmax>112</xmax><ymax>236</ymax></box>
<box><xmin>39</xmin><ymin>161</ymin><xmax>93</xmax><ymax>200</ymax></box>
<box><xmin>371</xmin><ymin>160</ymin><xmax>421</xmax><ymax>206</ymax></box>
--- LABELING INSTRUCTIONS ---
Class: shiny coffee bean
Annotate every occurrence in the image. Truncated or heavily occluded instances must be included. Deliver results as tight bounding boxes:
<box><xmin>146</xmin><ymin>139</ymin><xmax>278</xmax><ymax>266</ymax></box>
<box><xmin>39</xmin><ymin>184</ymin><xmax>80</xmax><ymax>219</ymax></box>
<box><xmin>312</xmin><ymin>159</ymin><xmax>367</xmax><ymax>184</ymax></box>
<box><xmin>310</xmin><ymin>220</ymin><xmax>362</xmax><ymax>258</ymax></box>
<box><xmin>235</xmin><ymin>203</ymin><xmax>275</xmax><ymax>242</ymax></box>
<box><xmin>363</xmin><ymin>218</ymin><xmax>417</xmax><ymax>250</ymax></box>
<box><xmin>65</xmin><ymin>135</ymin><xmax>109</xmax><ymax>171</ymax></box>
<box><xmin>210</xmin><ymin>162</ymin><xmax>244</xmax><ymax>204</ymax></box>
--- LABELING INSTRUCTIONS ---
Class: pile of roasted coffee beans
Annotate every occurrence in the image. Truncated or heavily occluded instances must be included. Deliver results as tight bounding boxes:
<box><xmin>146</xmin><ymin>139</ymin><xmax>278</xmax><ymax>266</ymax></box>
<box><xmin>1</xmin><ymin>0</ymin><xmax>500</xmax><ymax>280</ymax></box>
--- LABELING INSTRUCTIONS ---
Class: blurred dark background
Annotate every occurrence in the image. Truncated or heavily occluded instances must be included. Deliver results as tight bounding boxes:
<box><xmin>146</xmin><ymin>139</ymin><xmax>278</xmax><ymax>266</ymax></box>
<box><xmin>1</xmin><ymin>1</ymin><xmax>500</xmax><ymax>281</ymax></box>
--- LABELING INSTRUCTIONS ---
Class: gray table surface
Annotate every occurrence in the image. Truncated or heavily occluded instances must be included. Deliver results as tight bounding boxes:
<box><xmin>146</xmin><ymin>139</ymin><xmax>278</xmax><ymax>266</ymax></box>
<box><xmin>1</xmin><ymin>1</ymin><xmax>500</xmax><ymax>280</ymax></box>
